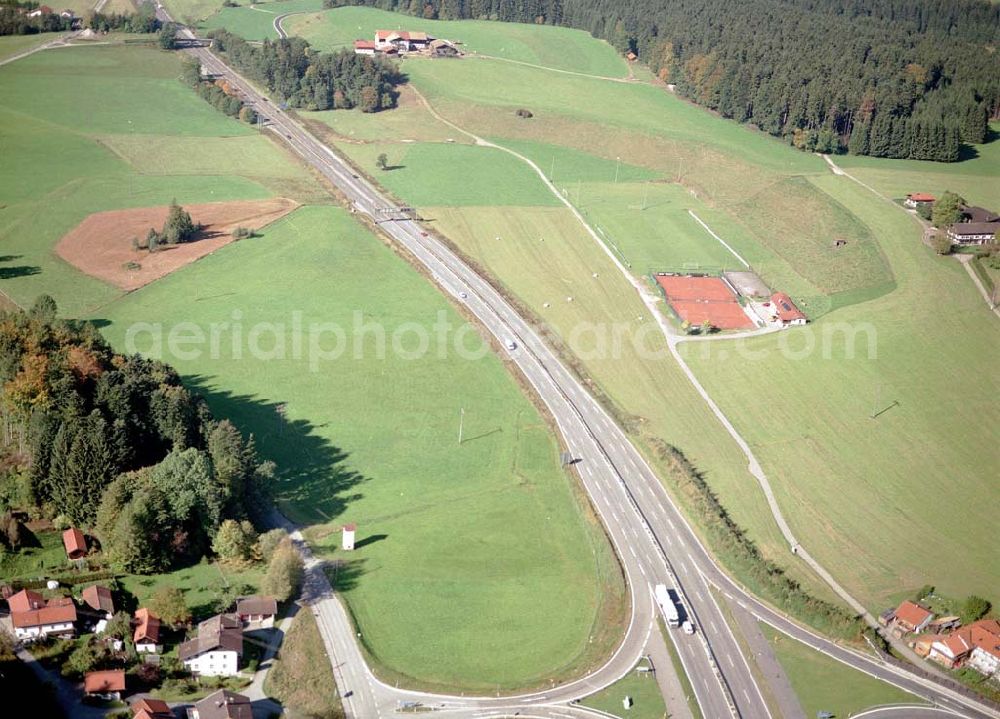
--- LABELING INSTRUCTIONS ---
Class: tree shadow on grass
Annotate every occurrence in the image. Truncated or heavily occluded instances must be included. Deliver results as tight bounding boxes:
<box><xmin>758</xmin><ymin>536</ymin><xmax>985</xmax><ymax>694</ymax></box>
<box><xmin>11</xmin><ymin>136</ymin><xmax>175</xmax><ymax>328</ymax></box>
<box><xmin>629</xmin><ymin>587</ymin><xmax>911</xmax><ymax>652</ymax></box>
<box><xmin>183</xmin><ymin>376</ymin><xmax>368</xmax><ymax>528</ymax></box>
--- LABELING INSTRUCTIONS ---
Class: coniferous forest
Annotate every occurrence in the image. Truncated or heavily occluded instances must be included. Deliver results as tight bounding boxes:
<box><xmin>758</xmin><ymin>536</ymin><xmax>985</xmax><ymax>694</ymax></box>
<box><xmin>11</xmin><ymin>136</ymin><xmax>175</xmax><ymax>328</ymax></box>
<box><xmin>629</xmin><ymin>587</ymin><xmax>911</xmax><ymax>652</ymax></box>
<box><xmin>0</xmin><ymin>298</ymin><xmax>274</xmax><ymax>574</ymax></box>
<box><xmin>327</xmin><ymin>0</ymin><xmax>1000</xmax><ymax>160</ymax></box>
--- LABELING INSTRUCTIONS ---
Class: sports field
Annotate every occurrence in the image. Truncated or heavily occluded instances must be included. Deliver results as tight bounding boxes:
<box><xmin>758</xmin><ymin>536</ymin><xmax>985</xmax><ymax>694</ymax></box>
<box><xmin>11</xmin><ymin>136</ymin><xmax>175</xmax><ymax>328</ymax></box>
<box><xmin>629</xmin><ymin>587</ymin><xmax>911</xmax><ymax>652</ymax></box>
<box><xmin>655</xmin><ymin>274</ymin><xmax>754</xmax><ymax>329</ymax></box>
<box><xmin>99</xmin><ymin>205</ymin><xmax>625</xmax><ymax>691</ymax></box>
<box><xmin>0</xmin><ymin>44</ymin><xmax>325</xmax><ymax>315</ymax></box>
<box><xmin>290</xmin><ymin>9</ymin><xmax>998</xmax><ymax>613</ymax></box>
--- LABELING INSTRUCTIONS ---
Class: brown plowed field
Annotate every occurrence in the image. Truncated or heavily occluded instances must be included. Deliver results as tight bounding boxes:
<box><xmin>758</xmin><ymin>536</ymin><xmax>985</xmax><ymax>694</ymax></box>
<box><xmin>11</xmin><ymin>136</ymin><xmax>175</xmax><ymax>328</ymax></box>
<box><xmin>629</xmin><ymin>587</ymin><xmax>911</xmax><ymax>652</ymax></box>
<box><xmin>56</xmin><ymin>198</ymin><xmax>299</xmax><ymax>291</ymax></box>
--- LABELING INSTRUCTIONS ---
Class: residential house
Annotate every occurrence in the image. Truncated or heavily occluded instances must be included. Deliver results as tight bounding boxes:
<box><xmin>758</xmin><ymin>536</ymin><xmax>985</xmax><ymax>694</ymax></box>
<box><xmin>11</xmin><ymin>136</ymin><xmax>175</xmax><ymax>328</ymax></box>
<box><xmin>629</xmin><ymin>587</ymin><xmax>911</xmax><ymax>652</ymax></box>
<box><xmin>7</xmin><ymin>588</ymin><xmax>45</xmax><ymax>614</ymax></box>
<box><xmin>62</xmin><ymin>527</ymin><xmax>87</xmax><ymax>560</ymax></box>
<box><xmin>27</xmin><ymin>5</ymin><xmax>53</xmax><ymax>17</ymax></box>
<box><xmin>132</xmin><ymin>698</ymin><xmax>173</xmax><ymax>719</ymax></box>
<box><xmin>928</xmin><ymin>620</ymin><xmax>1000</xmax><ymax>675</ymax></box>
<box><xmin>967</xmin><ymin>620</ymin><xmax>1000</xmax><ymax>677</ymax></box>
<box><xmin>353</xmin><ymin>40</ymin><xmax>377</xmax><ymax>55</ymax></box>
<box><xmin>769</xmin><ymin>292</ymin><xmax>807</xmax><ymax>326</ymax></box>
<box><xmin>904</xmin><ymin>192</ymin><xmax>935</xmax><ymax>209</ymax></box>
<box><xmin>82</xmin><ymin>585</ymin><xmax>115</xmax><ymax>618</ymax></box>
<box><xmin>235</xmin><ymin>595</ymin><xmax>277</xmax><ymax>628</ymax></box>
<box><xmin>179</xmin><ymin>613</ymin><xmax>243</xmax><ymax>677</ymax></box>
<box><xmin>947</xmin><ymin>222</ymin><xmax>997</xmax><ymax>245</ymax></box>
<box><xmin>961</xmin><ymin>206</ymin><xmax>1000</xmax><ymax>224</ymax></box>
<box><xmin>429</xmin><ymin>38</ymin><xmax>460</xmax><ymax>57</ymax></box>
<box><xmin>891</xmin><ymin>600</ymin><xmax>933</xmax><ymax>635</ymax></box>
<box><xmin>84</xmin><ymin>669</ymin><xmax>126</xmax><ymax>700</ymax></box>
<box><xmin>134</xmin><ymin>607</ymin><xmax>161</xmax><ymax>654</ymax></box>
<box><xmin>11</xmin><ymin>596</ymin><xmax>77</xmax><ymax>640</ymax></box>
<box><xmin>189</xmin><ymin>689</ymin><xmax>252</xmax><ymax>719</ymax></box>
<box><xmin>375</xmin><ymin>29</ymin><xmax>431</xmax><ymax>53</ymax></box>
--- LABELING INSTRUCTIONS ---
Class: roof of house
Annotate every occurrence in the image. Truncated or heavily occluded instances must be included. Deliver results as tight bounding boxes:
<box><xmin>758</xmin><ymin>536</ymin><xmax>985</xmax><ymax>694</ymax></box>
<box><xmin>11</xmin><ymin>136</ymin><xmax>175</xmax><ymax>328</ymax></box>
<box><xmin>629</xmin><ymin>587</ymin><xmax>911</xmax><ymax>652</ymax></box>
<box><xmin>39</xmin><ymin>5</ymin><xmax>53</xmax><ymax>12</ymax></box>
<box><xmin>894</xmin><ymin>600</ymin><xmax>933</xmax><ymax>628</ymax></box>
<box><xmin>770</xmin><ymin>292</ymin><xmax>806</xmax><ymax>322</ymax></box>
<box><xmin>962</xmin><ymin>206</ymin><xmax>1000</xmax><ymax>223</ymax></box>
<box><xmin>134</xmin><ymin>607</ymin><xmax>161</xmax><ymax>644</ymax></box>
<box><xmin>132</xmin><ymin>698</ymin><xmax>172</xmax><ymax>717</ymax></box>
<box><xmin>343</xmin><ymin>522</ymin><xmax>357</xmax><ymax>532</ymax></box>
<box><xmin>84</xmin><ymin>669</ymin><xmax>125</xmax><ymax>694</ymax></box>
<box><xmin>354</xmin><ymin>40</ymin><xmax>376</xmax><ymax>49</ymax></box>
<box><xmin>62</xmin><ymin>527</ymin><xmax>86</xmax><ymax>556</ymax></box>
<box><xmin>178</xmin><ymin>613</ymin><xmax>242</xmax><ymax>661</ymax></box>
<box><xmin>969</xmin><ymin>620</ymin><xmax>1000</xmax><ymax>661</ymax></box>
<box><xmin>949</xmin><ymin>222</ymin><xmax>998</xmax><ymax>236</ymax></box>
<box><xmin>11</xmin><ymin>598</ymin><xmax>77</xmax><ymax>628</ymax></box>
<box><xmin>193</xmin><ymin>690</ymin><xmax>253</xmax><ymax>719</ymax></box>
<box><xmin>906</xmin><ymin>193</ymin><xmax>935</xmax><ymax>202</ymax></box>
<box><xmin>7</xmin><ymin>588</ymin><xmax>45</xmax><ymax>613</ymax></box>
<box><xmin>82</xmin><ymin>585</ymin><xmax>114</xmax><ymax>614</ymax></box>
<box><xmin>236</xmin><ymin>595</ymin><xmax>277</xmax><ymax>617</ymax></box>
<box><xmin>408</xmin><ymin>31</ymin><xmax>429</xmax><ymax>41</ymax></box>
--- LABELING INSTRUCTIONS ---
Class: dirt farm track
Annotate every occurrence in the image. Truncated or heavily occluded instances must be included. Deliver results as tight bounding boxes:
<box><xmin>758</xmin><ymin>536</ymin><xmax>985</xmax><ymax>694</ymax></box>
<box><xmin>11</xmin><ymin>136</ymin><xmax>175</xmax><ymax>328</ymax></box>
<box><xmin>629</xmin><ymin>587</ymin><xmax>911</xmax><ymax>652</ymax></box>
<box><xmin>56</xmin><ymin>198</ymin><xmax>299</xmax><ymax>291</ymax></box>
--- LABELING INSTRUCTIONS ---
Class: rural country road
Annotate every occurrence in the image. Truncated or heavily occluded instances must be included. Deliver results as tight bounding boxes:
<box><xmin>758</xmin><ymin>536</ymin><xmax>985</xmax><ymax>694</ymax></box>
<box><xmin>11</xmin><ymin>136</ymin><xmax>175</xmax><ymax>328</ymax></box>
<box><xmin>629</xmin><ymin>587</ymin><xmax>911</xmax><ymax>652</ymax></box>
<box><xmin>148</xmin><ymin>9</ymin><xmax>1000</xmax><ymax>719</ymax></box>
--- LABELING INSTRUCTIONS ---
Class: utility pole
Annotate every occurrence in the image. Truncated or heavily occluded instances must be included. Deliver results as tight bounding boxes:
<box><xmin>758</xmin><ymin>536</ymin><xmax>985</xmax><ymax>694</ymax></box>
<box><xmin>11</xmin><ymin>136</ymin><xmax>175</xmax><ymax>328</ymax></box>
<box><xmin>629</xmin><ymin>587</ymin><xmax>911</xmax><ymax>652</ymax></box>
<box><xmin>614</xmin><ymin>156</ymin><xmax>621</xmax><ymax>183</ymax></box>
<box><xmin>641</xmin><ymin>181</ymin><xmax>649</xmax><ymax>211</ymax></box>
<box><xmin>550</xmin><ymin>155</ymin><xmax>555</xmax><ymax>180</ymax></box>
<box><xmin>870</xmin><ymin>383</ymin><xmax>880</xmax><ymax>419</ymax></box>
<box><xmin>458</xmin><ymin>407</ymin><xmax>465</xmax><ymax>444</ymax></box>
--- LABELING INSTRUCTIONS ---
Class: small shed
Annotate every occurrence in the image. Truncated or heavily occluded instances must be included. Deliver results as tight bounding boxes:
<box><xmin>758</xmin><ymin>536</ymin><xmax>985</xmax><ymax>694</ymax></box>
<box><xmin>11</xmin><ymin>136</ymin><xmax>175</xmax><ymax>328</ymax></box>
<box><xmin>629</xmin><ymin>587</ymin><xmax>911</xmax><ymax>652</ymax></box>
<box><xmin>62</xmin><ymin>528</ymin><xmax>87</xmax><ymax>560</ymax></box>
<box><xmin>342</xmin><ymin>523</ymin><xmax>356</xmax><ymax>551</ymax></box>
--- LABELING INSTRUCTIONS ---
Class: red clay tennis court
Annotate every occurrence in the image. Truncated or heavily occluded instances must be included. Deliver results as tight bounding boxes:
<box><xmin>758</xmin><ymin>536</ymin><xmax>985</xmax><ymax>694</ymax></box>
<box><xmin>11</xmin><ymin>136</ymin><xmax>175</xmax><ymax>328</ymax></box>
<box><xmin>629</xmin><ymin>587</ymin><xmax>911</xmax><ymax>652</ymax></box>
<box><xmin>655</xmin><ymin>274</ymin><xmax>754</xmax><ymax>330</ymax></box>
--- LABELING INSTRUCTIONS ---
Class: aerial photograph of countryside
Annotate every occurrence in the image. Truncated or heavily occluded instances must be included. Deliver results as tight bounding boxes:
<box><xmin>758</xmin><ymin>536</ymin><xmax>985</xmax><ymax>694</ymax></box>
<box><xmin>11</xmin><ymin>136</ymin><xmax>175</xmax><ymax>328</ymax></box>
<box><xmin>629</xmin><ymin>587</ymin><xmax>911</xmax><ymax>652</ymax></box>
<box><xmin>0</xmin><ymin>0</ymin><xmax>997</xmax><ymax>717</ymax></box>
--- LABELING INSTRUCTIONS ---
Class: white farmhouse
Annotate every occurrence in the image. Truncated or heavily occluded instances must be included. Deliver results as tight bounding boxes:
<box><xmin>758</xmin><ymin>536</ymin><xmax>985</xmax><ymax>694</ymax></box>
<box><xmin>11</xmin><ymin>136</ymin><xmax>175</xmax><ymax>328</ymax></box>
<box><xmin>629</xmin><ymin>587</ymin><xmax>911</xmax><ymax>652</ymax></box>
<box><xmin>179</xmin><ymin>613</ymin><xmax>243</xmax><ymax>677</ymax></box>
<box><xmin>11</xmin><ymin>596</ymin><xmax>77</xmax><ymax>641</ymax></box>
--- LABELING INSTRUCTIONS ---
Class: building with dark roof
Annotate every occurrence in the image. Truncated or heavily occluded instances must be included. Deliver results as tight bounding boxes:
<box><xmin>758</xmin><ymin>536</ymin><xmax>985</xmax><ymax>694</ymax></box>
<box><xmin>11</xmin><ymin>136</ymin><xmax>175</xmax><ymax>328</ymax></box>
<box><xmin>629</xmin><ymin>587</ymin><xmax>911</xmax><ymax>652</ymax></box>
<box><xmin>179</xmin><ymin>614</ymin><xmax>243</xmax><ymax>676</ymax></box>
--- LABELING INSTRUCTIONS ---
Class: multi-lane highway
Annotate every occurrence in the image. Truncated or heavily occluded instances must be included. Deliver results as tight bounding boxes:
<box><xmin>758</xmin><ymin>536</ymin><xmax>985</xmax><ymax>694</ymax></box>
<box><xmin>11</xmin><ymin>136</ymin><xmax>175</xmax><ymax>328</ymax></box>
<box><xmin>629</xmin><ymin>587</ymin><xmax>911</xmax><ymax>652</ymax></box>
<box><xmin>157</xmin><ymin>11</ymin><xmax>1000</xmax><ymax>719</ymax></box>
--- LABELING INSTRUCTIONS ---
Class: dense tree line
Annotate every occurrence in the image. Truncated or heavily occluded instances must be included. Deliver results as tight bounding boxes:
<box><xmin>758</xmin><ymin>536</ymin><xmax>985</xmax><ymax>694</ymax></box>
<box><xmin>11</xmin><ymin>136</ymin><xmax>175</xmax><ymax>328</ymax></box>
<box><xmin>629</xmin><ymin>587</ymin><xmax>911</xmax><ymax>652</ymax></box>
<box><xmin>209</xmin><ymin>29</ymin><xmax>403</xmax><ymax>112</ymax></box>
<box><xmin>180</xmin><ymin>58</ymin><xmax>258</xmax><ymax>124</ymax></box>
<box><xmin>0</xmin><ymin>298</ymin><xmax>273</xmax><ymax>573</ymax></box>
<box><xmin>87</xmin><ymin>4</ymin><xmax>161</xmax><ymax>34</ymax></box>
<box><xmin>0</xmin><ymin>0</ymin><xmax>160</xmax><ymax>35</ymax></box>
<box><xmin>328</xmin><ymin>0</ymin><xmax>1000</xmax><ymax>160</ymax></box>
<box><xmin>0</xmin><ymin>1</ymin><xmax>71</xmax><ymax>35</ymax></box>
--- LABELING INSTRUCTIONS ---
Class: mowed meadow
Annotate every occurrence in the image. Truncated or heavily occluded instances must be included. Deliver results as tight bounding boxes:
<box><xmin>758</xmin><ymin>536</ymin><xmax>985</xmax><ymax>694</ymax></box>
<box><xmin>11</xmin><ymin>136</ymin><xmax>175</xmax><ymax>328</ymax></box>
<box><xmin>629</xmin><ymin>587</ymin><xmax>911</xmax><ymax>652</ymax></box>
<box><xmin>0</xmin><ymin>43</ymin><xmax>625</xmax><ymax>690</ymax></box>
<box><xmin>285</xmin><ymin>6</ymin><xmax>1000</xmax><ymax>609</ymax></box>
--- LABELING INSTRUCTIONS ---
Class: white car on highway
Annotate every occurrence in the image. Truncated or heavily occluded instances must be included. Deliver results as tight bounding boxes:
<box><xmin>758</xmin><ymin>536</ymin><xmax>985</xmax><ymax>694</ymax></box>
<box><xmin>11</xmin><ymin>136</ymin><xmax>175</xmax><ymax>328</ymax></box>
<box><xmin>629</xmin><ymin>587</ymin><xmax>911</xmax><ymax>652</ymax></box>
<box><xmin>682</xmin><ymin>620</ymin><xmax>695</xmax><ymax>635</ymax></box>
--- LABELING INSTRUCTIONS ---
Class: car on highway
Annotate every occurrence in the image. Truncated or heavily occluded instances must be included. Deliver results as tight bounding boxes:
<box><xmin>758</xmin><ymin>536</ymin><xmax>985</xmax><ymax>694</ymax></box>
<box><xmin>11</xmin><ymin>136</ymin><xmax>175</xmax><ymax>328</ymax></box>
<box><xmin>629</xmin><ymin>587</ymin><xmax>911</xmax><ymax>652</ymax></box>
<box><xmin>505</xmin><ymin>339</ymin><xmax>517</xmax><ymax>351</ymax></box>
<box><xmin>682</xmin><ymin>620</ymin><xmax>695</xmax><ymax>635</ymax></box>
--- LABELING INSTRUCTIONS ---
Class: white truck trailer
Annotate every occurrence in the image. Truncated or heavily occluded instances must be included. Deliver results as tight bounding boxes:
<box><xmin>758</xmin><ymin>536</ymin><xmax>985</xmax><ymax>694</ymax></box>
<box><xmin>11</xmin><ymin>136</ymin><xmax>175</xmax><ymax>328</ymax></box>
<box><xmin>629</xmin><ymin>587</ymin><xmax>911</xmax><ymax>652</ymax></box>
<box><xmin>654</xmin><ymin>584</ymin><xmax>680</xmax><ymax>627</ymax></box>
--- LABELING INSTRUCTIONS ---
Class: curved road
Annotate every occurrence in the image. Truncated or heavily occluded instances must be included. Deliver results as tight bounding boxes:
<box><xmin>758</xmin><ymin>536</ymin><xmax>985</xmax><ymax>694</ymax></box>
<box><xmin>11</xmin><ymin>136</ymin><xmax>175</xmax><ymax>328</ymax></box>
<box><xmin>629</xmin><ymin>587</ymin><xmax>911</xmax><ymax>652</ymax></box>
<box><xmin>155</xmin><ymin>9</ymin><xmax>998</xmax><ymax>719</ymax></box>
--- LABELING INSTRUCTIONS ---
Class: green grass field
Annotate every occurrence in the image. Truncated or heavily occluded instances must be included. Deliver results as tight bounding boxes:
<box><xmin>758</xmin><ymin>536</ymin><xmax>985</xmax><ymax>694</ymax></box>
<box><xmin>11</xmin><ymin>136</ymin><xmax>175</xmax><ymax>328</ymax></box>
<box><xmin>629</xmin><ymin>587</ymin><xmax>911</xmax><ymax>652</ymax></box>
<box><xmin>119</xmin><ymin>560</ymin><xmax>265</xmax><ymax>619</ymax></box>
<box><xmin>98</xmin><ymin>205</ymin><xmax>625</xmax><ymax>691</ymax></box>
<box><xmin>764</xmin><ymin>626</ymin><xmax>919</xmax><ymax>717</ymax></box>
<box><xmin>681</xmin><ymin>178</ymin><xmax>1000</xmax><ymax>606</ymax></box>
<box><xmin>0</xmin><ymin>44</ymin><xmax>324</xmax><ymax>315</ymax></box>
<box><xmin>286</xmin><ymin>6</ymin><xmax>628</xmax><ymax>76</ymax></box>
<box><xmin>582</xmin><ymin>661</ymin><xmax>667</xmax><ymax>719</ymax></box>
<box><xmin>0</xmin><ymin>33</ymin><xmax>67</xmax><ymax>63</ymax></box>
<box><xmin>0</xmin><ymin>530</ymin><xmax>71</xmax><ymax>580</ymax></box>
<box><xmin>294</xmin><ymin>10</ymin><xmax>998</xmax><ymax>615</ymax></box>
<box><xmin>199</xmin><ymin>0</ymin><xmax>325</xmax><ymax>40</ymax></box>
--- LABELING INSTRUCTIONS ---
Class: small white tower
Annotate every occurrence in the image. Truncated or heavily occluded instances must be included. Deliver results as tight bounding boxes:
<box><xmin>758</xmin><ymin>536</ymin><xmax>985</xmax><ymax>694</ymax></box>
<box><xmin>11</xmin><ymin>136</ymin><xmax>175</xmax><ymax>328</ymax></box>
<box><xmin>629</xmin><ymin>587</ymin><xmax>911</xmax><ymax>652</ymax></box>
<box><xmin>342</xmin><ymin>523</ymin><xmax>356</xmax><ymax>551</ymax></box>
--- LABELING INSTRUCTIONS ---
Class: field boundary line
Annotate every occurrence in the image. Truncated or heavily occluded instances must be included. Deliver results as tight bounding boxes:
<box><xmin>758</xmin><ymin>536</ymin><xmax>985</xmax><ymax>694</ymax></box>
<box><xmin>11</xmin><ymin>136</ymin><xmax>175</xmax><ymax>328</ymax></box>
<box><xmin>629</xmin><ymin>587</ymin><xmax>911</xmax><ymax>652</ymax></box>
<box><xmin>686</xmin><ymin>211</ymin><xmax>750</xmax><ymax>269</ymax></box>
<box><xmin>411</xmin><ymin>83</ymin><xmax>882</xmax><ymax>633</ymax></box>
<box><xmin>471</xmin><ymin>53</ymin><xmax>634</xmax><ymax>83</ymax></box>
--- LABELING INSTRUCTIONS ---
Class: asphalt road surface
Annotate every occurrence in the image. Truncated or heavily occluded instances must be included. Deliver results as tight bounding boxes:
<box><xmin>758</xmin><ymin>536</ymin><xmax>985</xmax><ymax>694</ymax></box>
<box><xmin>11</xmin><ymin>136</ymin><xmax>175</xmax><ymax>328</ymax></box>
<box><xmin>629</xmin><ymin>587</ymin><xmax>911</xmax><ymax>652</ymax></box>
<box><xmin>156</xmin><ymin>12</ymin><xmax>999</xmax><ymax>719</ymax></box>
